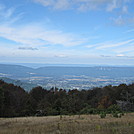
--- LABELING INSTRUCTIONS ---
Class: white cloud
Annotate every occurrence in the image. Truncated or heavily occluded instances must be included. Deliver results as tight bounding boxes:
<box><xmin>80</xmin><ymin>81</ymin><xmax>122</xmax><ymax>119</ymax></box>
<box><xmin>34</xmin><ymin>0</ymin><xmax>54</xmax><ymax>6</ymax></box>
<box><xmin>0</xmin><ymin>6</ymin><xmax>15</xmax><ymax>19</ymax></box>
<box><xmin>0</xmin><ymin>5</ymin><xmax>24</xmax><ymax>25</ymax></box>
<box><xmin>4</xmin><ymin>8</ymin><xmax>15</xmax><ymax>18</ymax></box>
<box><xmin>125</xmin><ymin>29</ymin><xmax>134</xmax><ymax>33</ymax></box>
<box><xmin>114</xmin><ymin>44</ymin><xmax>134</xmax><ymax>54</ymax></box>
<box><xmin>86</xmin><ymin>39</ymin><xmax>134</xmax><ymax>55</ymax></box>
<box><xmin>33</xmin><ymin>0</ymin><xmax>133</xmax><ymax>27</ymax></box>
<box><xmin>106</xmin><ymin>0</ymin><xmax>117</xmax><ymax>12</ymax></box>
<box><xmin>96</xmin><ymin>39</ymin><xmax>134</xmax><ymax>50</ymax></box>
<box><xmin>87</xmin><ymin>39</ymin><xmax>134</xmax><ymax>57</ymax></box>
<box><xmin>54</xmin><ymin>0</ymin><xmax>70</xmax><ymax>10</ymax></box>
<box><xmin>0</xmin><ymin>2</ymin><xmax>134</xmax><ymax>64</ymax></box>
<box><xmin>86</xmin><ymin>41</ymin><xmax>111</xmax><ymax>49</ymax></box>
<box><xmin>122</xmin><ymin>5</ymin><xmax>128</xmax><ymax>13</ymax></box>
<box><xmin>54</xmin><ymin>54</ymin><xmax>68</xmax><ymax>58</ymax></box>
<box><xmin>0</xmin><ymin>23</ymin><xmax>88</xmax><ymax>47</ymax></box>
<box><xmin>33</xmin><ymin>0</ymin><xmax>130</xmax><ymax>12</ymax></box>
<box><xmin>111</xmin><ymin>16</ymin><xmax>134</xmax><ymax>26</ymax></box>
<box><xmin>34</xmin><ymin>0</ymin><xmax>70</xmax><ymax>10</ymax></box>
<box><xmin>0</xmin><ymin>4</ymin><xmax>91</xmax><ymax>60</ymax></box>
<box><xmin>111</xmin><ymin>16</ymin><xmax>125</xmax><ymax>26</ymax></box>
<box><xmin>0</xmin><ymin>5</ymin><xmax>88</xmax><ymax>49</ymax></box>
<box><xmin>116</xmin><ymin>54</ymin><xmax>126</xmax><ymax>57</ymax></box>
<box><xmin>18</xmin><ymin>47</ymin><xmax>38</xmax><ymax>50</ymax></box>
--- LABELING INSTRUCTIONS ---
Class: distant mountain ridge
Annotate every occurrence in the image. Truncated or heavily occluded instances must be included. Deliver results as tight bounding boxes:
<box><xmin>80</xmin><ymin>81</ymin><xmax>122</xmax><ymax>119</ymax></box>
<box><xmin>0</xmin><ymin>64</ymin><xmax>134</xmax><ymax>90</ymax></box>
<box><xmin>0</xmin><ymin>64</ymin><xmax>134</xmax><ymax>78</ymax></box>
<box><xmin>35</xmin><ymin>66</ymin><xmax>134</xmax><ymax>78</ymax></box>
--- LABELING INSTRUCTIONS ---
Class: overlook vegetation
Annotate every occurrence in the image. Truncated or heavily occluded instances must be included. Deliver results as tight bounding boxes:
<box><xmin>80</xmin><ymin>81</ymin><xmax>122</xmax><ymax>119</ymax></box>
<box><xmin>0</xmin><ymin>80</ymin><xmax>134</xmax><ymax>117</ymax></box>
<box><xmin>0</xmin><ymin>113</ymin><xmax>134</xmax><ymax>134</ymax></box>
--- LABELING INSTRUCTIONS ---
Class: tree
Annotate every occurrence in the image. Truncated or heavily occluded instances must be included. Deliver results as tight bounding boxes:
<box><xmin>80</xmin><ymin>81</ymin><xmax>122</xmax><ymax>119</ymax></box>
<box><xmin>0</xmin><ymin>87</ymin><xmax>4</xmax><ymax>116</ymax></box>
<box><xmin>98</xmin><ymin>96</ymin><xmax>112</xmax><ymax>109</ymax></box>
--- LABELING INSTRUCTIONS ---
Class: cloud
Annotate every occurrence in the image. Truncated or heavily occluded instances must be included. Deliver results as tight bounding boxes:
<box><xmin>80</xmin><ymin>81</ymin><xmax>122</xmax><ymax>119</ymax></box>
<box><xmin>111</xmin><ymin>15</ymin><xmax>134</xmax><ymax>26</ymax></box>
<box><xmin>86</xmin><ymin>41</ymin><xmax>111</xmax><ymax>49</ymax></box>
<box><xmin>34</xmin><ymin>0</ymin><xmax>54</xmax><ymax>6</ymax></box>
<box><xmin>100</xmin><ymin>54</ymin><xmax>134</xmax><ymax>59</ymax></box>
<box><xmin>106</xmin><ymin>0</ymin><xmax>117</xmax><ymax>12</ymax></box>
<box><xmin>96</xmin><ymin>39</ymin><xmax>134</xmax><ymax>50</ymax></box>
<box><xmin>54</xmin><ymin>54</ymin><xmax>68</xmax><ymax>58</ymax></box>
<box><xmin>0</xmin><ymin>5</ymin><xmax>23</xmax><ymax>25</ymax></box>
<box><xmin>116</xmin><ymin>54</ymin><xmax>126</xmax><ymax>57</ymax></box>
<box><xmin>100</xmin><ymin>55</ymin><xmax>111</xmax><ymax>58</ymax></box>
<box><xmin>0</xmin><ymin>5</ymin><xmax>88</xmax><ymax>49</ymax></box>
<box><xmin>125</xmin><ymin>29</ymin><xmax>134</xmax><ymax>33</ymax></box>
<box><xmin>86</xmin><ymin>39</ymin><xmax>134</xmax><ymax>56</ymax></box>
<box><xmin>0</xmin><ymin>5</ymin><xmax>15</xmax><ymax>19</ymax></box>
<box><xmin>114</xmin><ymin>44</ymin><xmax>134</xmax><ymax>54</ymax></box>
<box><xmin>18</xmin><ymin>47</ymin><xmax>38</xmax><ymax>50</ymax></box>
<box><xmin>0</xmin><ymin>24</ymin><xmax>88</xmax><ymax>47</ymax></box>
<box><xmin>33</xmin><ymin>0</ymin><xmax>133</xmax><ymax>27</ymax></box>
<box><xmin>1</xmin><ymin>2</ymin><xmax>134</xmax><ymax>64</ymax></box>
<box><xmin>54</xmin><ymin>0</ymin><xmax>70</xmax><ymax>10</ymax></box>
<box><xmin>34</xmin><ymin>0</ymin><xmax>70</xmax><ymax>10</ymax></box>
<box><xmin>122</xmin><ymin>5</ymin><xmax>128</xmax><ymax>13</ymax></box>
<box><xmin>115</xmin><ymin>54</ymin><xmax>134</xmax><ymax>59</ymax></box>
<box><xmin>111</xmin><ymin>16</ymin><xmax>125</xmax><ymax>26</ymax></box>
<box><xmin>99</xmin><ymin>54</ymin><xmax>134</xmax><ymax>59</ymax></box>
<box><xmin>33</xmin><ymin>0</ymin><xmax>130</xmax><ymax>12</ymax></box>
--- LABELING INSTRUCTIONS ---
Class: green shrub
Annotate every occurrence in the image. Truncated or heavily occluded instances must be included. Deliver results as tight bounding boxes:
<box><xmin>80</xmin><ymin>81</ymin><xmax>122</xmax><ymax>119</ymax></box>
<box><xmin>100</xmin><ymin>112</ymin><xmax>106</xmax><ymax>118</ymax></box>
<box><xmin>112</xmin><ymin>112</ymin><xmax>118</xmax><ymax>118</ymax></box>
<box><xmin>118</xmin><ymin>113</ymin><xmax>122</xmax><ymax>118</ymax></box>
<box><xmin>107</xmin><ymin>105</ymin><xmax>122</xmax><ymax>114</ymax></box>
<box><xmin>112</xmin><ymin>111</ymin><xmax>122</xmax><ymax>118</ymax></box>
<box><xmin>121</xmin><ymin>112</ymin><xmax>125</xmax><ymax>116</ymax></box>
<box><xmin>80</xmin><ymin>106</ymin><xmax>97</xmax><ymax>115</ymax></box>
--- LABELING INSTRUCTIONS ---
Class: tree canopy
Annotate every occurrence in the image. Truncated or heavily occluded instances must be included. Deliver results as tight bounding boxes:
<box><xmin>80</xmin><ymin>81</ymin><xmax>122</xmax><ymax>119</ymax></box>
<box><xmin>0</xmin><ymin>80</ymin><xmax>134</xmax><ymax>117</ymax></box>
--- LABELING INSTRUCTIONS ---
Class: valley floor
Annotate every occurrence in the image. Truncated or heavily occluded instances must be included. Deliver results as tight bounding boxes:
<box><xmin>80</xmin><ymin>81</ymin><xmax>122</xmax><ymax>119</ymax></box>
<box><xmin>0</xmin><ymin>113</ymin><xmax>134</xmax><ymax>134</ymax></box>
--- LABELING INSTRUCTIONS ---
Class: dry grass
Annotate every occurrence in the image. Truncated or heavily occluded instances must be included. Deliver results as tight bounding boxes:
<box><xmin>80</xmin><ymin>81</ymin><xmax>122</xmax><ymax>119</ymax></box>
<box><xmin>0</xmin><ymin>113</ymin><xmax>134</xmax><ymax>134</ymax></box>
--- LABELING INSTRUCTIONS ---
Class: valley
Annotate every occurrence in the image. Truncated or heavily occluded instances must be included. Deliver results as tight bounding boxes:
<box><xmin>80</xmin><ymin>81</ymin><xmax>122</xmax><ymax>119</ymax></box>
<box><xmin>0</xmin><ymin>64</ymin><xmax>134</xmax><ymax>90</ymax></box>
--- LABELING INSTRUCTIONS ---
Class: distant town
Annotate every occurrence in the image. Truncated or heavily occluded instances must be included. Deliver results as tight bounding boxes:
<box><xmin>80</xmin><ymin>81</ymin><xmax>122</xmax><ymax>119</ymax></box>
<box><xmin>0</xmin><ymin>64</ymin><xmax>134</xmax><ymax>91</ymax></box>
<box><xmin>21</xmin><ymin>74</ymin><xmax>134</xmax><ymax>90</ymax></box>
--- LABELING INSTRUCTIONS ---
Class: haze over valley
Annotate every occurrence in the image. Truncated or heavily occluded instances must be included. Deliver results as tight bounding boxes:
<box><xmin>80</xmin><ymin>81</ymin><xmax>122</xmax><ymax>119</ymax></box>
<box><xmin>0</xmin><ymin>64</ymin><xmax>134</xmax><ymax>91</ymax></box>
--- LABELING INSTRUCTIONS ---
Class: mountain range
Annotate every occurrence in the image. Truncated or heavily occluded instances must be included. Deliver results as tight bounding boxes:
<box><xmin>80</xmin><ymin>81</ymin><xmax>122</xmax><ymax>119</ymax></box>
<box><xmin>0</xmin><ymin>64</ymin><xmax>134</xmax><ymax>90</ymax></box>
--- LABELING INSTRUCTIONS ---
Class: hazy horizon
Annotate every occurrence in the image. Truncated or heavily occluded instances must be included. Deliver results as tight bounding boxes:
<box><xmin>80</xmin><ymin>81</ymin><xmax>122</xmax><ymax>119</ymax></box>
<box><xmin>1</xmin><ymin>62</ymin><xmax>134</xmax><ymax>69</ymax></box>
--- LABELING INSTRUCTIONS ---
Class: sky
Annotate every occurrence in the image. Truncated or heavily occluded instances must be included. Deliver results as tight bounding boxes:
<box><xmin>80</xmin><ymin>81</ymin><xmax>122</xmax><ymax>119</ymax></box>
<box><xmin>0</xmin><ymin>0</ymin><xmax>134</xmax><ymax>66</ymax></box>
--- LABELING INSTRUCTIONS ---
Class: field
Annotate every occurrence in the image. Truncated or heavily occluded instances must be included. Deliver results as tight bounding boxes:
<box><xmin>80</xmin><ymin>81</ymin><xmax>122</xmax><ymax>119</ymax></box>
<box><xmin>0</xmin><ymin>113</ymin><xmax>134</xmax><ymax>134</ymax></box>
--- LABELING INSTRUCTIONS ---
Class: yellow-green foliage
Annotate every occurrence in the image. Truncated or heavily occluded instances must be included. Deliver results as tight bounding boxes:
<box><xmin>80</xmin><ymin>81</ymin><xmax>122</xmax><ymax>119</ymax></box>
<box><xmin>0</xmin><ymin>113</ymin><xmax>134</xmax><ymax>134</ymax></box>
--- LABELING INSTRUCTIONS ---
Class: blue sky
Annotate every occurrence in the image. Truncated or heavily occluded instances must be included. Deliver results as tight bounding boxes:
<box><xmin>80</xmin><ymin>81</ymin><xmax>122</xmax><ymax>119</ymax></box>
<box><xmin>0</xmin><ymin>0</ymin><xmax>134</xmax><ymax>65</ymax></box>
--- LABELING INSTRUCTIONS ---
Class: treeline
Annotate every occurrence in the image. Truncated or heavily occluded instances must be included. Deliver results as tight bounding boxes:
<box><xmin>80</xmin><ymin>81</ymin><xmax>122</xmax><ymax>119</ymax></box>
<box><xmin>0</xmin><ymin>80</ymin><xmax>134</xmax><ymax>117</ymax></box>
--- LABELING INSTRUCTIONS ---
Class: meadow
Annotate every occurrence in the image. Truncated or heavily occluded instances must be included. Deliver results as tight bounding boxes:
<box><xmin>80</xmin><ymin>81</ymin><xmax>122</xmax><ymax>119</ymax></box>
<box><xmin>0</xmin><ymin>113</ymin><xmax>134</xmax><ymax>134</ymax></box>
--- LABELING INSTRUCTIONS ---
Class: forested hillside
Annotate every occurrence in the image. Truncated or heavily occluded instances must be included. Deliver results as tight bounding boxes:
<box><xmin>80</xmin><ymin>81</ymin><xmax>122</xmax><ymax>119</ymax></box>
<box><xmin>0</xmin><ymin>77</ymin><xmax>37</xmax><ymax>91</ymax></box>
<box><xmin>0</xmin><ymin>80</ymin><xmax>134</xmax><ymax>117</ymax></box>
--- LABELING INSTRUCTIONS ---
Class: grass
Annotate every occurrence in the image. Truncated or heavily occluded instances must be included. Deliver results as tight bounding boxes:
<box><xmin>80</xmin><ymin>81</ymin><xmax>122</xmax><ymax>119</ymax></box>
<box><xmin>0</xmin><ymin>113</ymin><xmax>134</xmax><ymax>134</ymax></box>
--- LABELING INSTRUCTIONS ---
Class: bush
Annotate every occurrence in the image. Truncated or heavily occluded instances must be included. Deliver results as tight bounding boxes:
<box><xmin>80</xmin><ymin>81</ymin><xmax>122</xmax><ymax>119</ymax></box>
<box><xmin>112</xmin><ymin>111</ymin><xmax>122</xmax><ymax>118</ymax></box>
<box><xmin>80</xmin><ymin>106</ymin><xmax>97</xmax><ymax>114</ymax></box>
<box><xmin>112</xmin><ymin>112</ymin><xmax>118</xmax><ymax>118</ymax></box>
<box><xmin>100</xmin><ymin>112</ymin><xmax>106</xmax><ymax>118</ymax></box>
<box><xmin>121</xmin><ymin>112</ymin><xmax>125</xmax><ymax>116</ymax></box>
<box><xmin>107</xmin><ymin>105</ymin><xmax>122</xmax><ymax>114</ymax></box>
